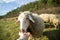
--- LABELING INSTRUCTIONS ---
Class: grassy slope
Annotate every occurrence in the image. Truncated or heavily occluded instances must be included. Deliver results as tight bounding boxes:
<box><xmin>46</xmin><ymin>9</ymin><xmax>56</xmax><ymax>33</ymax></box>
<box><xmin>0</xmin><ymin>17</ymin><xmax>20</xmax><ymax>40</ymax></box>
<box><xmin>0</xmin><ymin>14</ymin><xmax>60</xmax><ymax>40</ymax></box>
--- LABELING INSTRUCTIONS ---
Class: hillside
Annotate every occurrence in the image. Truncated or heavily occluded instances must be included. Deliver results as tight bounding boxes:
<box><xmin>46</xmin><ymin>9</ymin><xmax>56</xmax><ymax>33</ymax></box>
<box><xmin>1</xmin><ymin>0</ymin><xmax>60</xmax><ymax>18</ymax></box>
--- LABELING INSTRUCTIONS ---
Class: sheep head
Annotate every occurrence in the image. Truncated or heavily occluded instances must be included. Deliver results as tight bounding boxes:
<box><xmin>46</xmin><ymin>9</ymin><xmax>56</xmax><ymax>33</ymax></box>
<box><xmin>18</xmin><ymin>11</ymin><xmax>35</xmax><ymax>32</ymax></box>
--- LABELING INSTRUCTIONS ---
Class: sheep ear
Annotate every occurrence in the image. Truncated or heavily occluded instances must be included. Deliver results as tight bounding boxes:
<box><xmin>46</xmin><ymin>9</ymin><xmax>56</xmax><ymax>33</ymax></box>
<box><xmin>28</xmin><ymin>15</ymin><xmax>35</xmax><ymax>23</ymax></box>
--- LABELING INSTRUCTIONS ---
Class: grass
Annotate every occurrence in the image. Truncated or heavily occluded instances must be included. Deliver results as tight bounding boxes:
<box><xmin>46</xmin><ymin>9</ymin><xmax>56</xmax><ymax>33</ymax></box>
<box><xmin>0</xmin><ymin>14</ymin><xmax>60</xmax><ymax>40</ymax></box>
<box><xmin>0</xmin><ymin>18</ymin><xmax>20</xmax><ymax>40</ymax></box>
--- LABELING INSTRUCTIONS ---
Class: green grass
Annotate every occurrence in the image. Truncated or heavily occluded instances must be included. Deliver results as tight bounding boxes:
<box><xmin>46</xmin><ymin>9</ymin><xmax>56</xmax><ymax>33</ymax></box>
<box><xmin>0</xmin><ymin>14</ymin><xmax>60</xmax><ymax>40</ymax></box>
<box><xmin>0</xmin><ymin>18</ymin><xmax>20</xmax><ymax>40</ymax></box>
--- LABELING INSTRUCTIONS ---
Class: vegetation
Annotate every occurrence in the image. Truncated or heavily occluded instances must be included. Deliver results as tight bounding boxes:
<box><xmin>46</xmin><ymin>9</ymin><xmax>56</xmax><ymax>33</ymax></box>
<box><xmin>0</xmin><ymin>17</ymin><xmax>20</xmax><ymax>40</ymax></box>
<box><xmin>0</xmin><ymin>0</ymin><xmax>60</xmax><ymax>40</ymax></box>
<box><xmin>1</xmin><ymin>0</ymin><xmax>60</xmax><ymax>18</ymax></box>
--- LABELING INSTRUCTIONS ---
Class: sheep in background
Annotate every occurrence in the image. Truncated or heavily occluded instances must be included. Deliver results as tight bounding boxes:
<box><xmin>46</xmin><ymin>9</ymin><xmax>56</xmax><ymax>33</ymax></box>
<box><xmin>39</xmin><ymin>14</ymin><xmax>59</xmax><ymax>28</ymax></box>
<box><xmin>17</xmin><ymin>11</ymin><xmax>45</xmax><ymax>39</ymax></box>
<box><xmin>52</xmin><ymin>18</ymin><xmax>59</xmax><ymax>28</ymax></box>
<box><xmin>39</xmin><ymin>14</ymin><xmax>50</xmax><ymax>23</ymax></box>
<box><xmin>49</xmin><ymin>14</ymin><xmax>59</xmax><ymax>28</ymax></box>
<box><xmin>49</xmin><ymin>14</ymin><xmax>57</xmax><ymax>23</ymax></box>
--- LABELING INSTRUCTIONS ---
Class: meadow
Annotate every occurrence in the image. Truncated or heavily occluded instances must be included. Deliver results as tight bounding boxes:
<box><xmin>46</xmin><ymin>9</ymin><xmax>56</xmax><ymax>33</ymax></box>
<box><xmin>0</xmin><ymin>14</ymin><xmax>60</xmax><ymax>40</ymax></box>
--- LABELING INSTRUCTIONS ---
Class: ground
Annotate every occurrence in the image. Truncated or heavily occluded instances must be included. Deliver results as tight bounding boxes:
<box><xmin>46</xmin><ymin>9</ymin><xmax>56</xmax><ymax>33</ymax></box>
<box><xmin>0</xmin><ymin>14</ymin><xmax>60</xmax><ymax>40</ymax></box>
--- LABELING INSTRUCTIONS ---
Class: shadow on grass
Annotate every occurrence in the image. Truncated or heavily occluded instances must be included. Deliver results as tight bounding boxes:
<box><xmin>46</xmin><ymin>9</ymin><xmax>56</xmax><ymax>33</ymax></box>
<box><xmin>45</xmin><ymin>23</ymin><xmax>55</xmax><ymax>28</ymax></box>
<box><xmin>43</xmin><ymin>29</ymin><xmax>60</xmax><ymax>40</ymax></box>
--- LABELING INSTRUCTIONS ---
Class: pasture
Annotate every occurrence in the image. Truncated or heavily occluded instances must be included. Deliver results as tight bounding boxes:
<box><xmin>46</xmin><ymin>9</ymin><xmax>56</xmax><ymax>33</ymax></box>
<box><xmin>0</xmin><ymin>14</ymin><xmax>60</xmax><ymax>40</ymax></box>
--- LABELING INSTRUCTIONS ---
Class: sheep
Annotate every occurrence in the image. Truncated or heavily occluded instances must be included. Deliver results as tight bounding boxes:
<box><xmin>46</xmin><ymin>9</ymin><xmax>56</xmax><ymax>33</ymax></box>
<box><xmin>49</xmin><ymin>14</ymin><xmax>57</xmax><ymax>23</ymax></box>
<box><xmin>52</xmin><ymin>18</ymin><xmax>59</xmax><ymax>28</ymax></box>
<box><xmin>17</xmin><ymin>11</ymin><xmax>45</xmax><ymax>39</ymax></box>
<box><xmin>39</xmin><ymin>14</ymin><xmax>50</xmax><ymax>23</ymax></box>
<box><xmin>17</xmin><ymin>32</ymin><xmax>30</xmax><ymax>40</ymax></box>
<box><xmin>39</xmin><ymin>14</ymin><xmax>59</xmax><ymax>28</ymax></box>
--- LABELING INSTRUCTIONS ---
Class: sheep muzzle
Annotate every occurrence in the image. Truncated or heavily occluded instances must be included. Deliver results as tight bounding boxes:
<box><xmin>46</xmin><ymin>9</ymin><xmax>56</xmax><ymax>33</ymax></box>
<box><xmin>21</xmin><ymin>29</ymin><xmax>26</xmax><ymax>33</ymax></box>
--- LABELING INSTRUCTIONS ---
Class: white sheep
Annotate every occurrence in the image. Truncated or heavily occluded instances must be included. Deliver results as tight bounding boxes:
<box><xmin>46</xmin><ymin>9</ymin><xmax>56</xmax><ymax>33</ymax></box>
<box><xmin>49</xmin><ymin>14</ymin><xmax>57</xmax><ymax>23</ymax></box>
<box><xmin>39</xmin><ymin>14</ymin><xmax>59</xmax><ymax>28</ymax></box>
<box><xmin>52</xmin><ymin>18</ymin><xmax>59</xmax><ymax>28</ymax></box>
<box><xmin>49</xmin><ymin>14</ymin><xmax>59</xmax><ymax>28</ymax></box>
<box><xmin>17</xmin><ymin>11</ymin><xmax>45</xmax><ymax>39</ymax></box>
<box><xmin>39</xmin><ymin>14</ymin><xmax>50</xmax><ymax>22</ymax></box>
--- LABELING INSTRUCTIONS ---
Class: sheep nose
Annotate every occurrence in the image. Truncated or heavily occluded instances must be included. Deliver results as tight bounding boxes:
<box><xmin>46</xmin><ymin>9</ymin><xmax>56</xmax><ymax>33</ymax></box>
<box><xmin>21</xmin><ymin>29</ymin><xmax>26</xmax><ymax>33</ymax></box>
